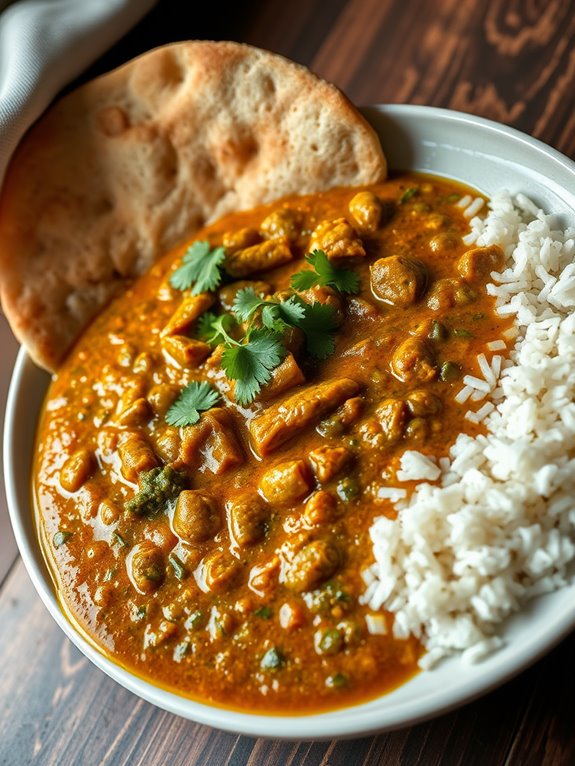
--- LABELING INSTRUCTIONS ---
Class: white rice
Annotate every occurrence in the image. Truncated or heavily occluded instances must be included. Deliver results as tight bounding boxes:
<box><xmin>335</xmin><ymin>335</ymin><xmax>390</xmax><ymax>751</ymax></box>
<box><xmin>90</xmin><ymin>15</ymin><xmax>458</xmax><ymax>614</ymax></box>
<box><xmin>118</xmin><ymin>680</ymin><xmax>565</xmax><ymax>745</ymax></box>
<box><xmin>362</xmin><ymin>191</ymin><xmax>575</xmax><ymax>666</ymax></box>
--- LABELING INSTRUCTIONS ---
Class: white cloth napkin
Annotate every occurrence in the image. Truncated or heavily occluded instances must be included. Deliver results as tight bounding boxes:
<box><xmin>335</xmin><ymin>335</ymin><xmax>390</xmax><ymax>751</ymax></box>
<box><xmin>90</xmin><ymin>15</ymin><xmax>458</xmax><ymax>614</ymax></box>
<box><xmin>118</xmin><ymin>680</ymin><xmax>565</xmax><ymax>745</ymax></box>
<box><xmin>0</xmin><ymin>0</ymin><xmax>157</xmax><ymax>186</ymax></box>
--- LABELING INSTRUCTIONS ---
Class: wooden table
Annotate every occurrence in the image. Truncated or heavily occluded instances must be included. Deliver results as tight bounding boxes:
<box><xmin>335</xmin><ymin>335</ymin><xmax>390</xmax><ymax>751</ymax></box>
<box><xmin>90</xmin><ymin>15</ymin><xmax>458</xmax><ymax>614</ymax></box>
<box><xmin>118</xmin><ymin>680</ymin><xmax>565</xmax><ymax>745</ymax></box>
<box><xmin>1</xmin><ymin>1</ymin><xmax>575</xmax><ymax>764</ymax></box>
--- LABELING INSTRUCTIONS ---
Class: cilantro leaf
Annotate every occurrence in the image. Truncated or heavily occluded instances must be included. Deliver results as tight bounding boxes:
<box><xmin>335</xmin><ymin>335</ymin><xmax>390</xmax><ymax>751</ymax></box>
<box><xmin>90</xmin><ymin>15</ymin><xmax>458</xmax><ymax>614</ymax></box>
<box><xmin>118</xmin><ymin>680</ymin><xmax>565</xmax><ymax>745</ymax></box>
<box><xmin>290</xmin><ymin>250</ymin><xmax>360</xmax><ymax>295</ymax></box>
<box><xmin>169</xmin><ymin>241</ymin><xmax>226</xmax><ymax>295</ymax></box>
<box><xmin>233</xmin><ymin>287</ymin><xmax>267</xmax><ymax>323</ymax></box>
<box><xmin>221</xmin><ymin>330</ymin><xmax>286</xmax><ymax>405</ymax></box>
<box><xmin>297</xmin><ymin>302</ymin><xmax>338</xmax><ymax>359</ymax></box>
<box><xmin>197</xmin><ymin>312</ymin><xmax>238</xmax><ymax>347</ymax></box>
<box><xmin>165</xmin><ymin>381</ymin><xmax>221</xmax><ymax>427</ymax></box>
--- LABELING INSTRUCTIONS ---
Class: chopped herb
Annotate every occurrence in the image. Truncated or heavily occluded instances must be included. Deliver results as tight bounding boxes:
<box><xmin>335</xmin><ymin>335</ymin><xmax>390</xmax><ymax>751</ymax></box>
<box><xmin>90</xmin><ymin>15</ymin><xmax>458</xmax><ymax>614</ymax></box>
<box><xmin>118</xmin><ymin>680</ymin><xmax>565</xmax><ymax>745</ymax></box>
<box><xmin>143</xmin><ymin>563</ymin><xmax>164</xmax><ymax>583</ymax></box>
<box><xmin>326</xmin><ymin>672</ymin><xmax>348</xmax><ymax>689</ymax></box>
<box><xmin>169</xmin><ymin>240</ymin><xmax>226</xmax><ymax>294</ymax></box>
<box><xmin>336</xmin><ymin>476</ymin><xmax>360</xmax><ymax>502</ymax></box>
<box><xmin>221</xmin><ymin>329</ymin><xmax>286</xmax><ymax>405</ymax></box>
<box><xmin>472</xmin><ymin>312</ymin><xmax>485</xmax><ymax>320</ymax></box>
<box><xmin>112</xmin><ymin>531</ymin><xmax>127</xmax><ymax>548</ymax></box>
<box><xmin>428</xmin><ymin>320</ymin><xmax>448</xmax><ymax>341</ymax></box>
<box><xmin>260</xmin><ymin>646</ymin><xmax>286</xmax><ymax>671</ymax></box>
<box><xmin>232</xmin><ymin>287</ymin><xmax>306</xmax><ymax>331</ymax></box>
<box><xmin>318</xmin><ymin>628</ymin><xmax>344</xmax><ymax>656</ymax></box>
<box><xmin>53</xmin><ymin>530</ymin><xmax>72</xmax><ymax>548</ymax></box>
<box><xmin>185</xmin><ymin>610</ymin><xmax>206</xmax><ymax>631</ymax></box>
<box><xmin>452</xmin><ymin>328</ymin><xmax>474</xmax><ymax>338</ymax></box>
<box><xmin>440</xmin><ymin>361</ymin><xmax>461</xmax><ymax>381</ymax></box>
<box><xmin>124</xmin><ymin>465</ymin><xmax>188</xmax><ymax>517</ymax></box>
<box><xmin>296</xmin><ymin>301</ymin><xmax>339</xmax><ymax>360</ymax></box>
<box><xmin>197</xmin><ymin>312</ymin><xmax>239</xmax><ymax>346</ymax></box>
<box><xmin>136</xmin><ymin>605</ymin><xmax>147</xmax><ymax>619</ymax></box>
<box><xmin>254</xmin><ymin>606</ymin><xmax>272</xmax><ymax>619</ymax></box>
<box><xmin>447</xmin><ymin>193</ymin><xmax>461</xmax><ymax>203</ymax></box>
<box><xmin>399</xmin><ymin>187</ymin><xmax>418</xmax><ymax>204</ymax></box>
<box><xmin>165</xmin><ymin>381</ymin><xmax>221</xmax><ymax>427</ymax></box>
<box><xmin>168</xmin><ymin>553</ymin><xmax>187</xmax><ymax>581</ymax></box>
<box><xmin>290</xmin><ymin>250</ymin><xmax>360</xmax><ymax>294</ymax></box>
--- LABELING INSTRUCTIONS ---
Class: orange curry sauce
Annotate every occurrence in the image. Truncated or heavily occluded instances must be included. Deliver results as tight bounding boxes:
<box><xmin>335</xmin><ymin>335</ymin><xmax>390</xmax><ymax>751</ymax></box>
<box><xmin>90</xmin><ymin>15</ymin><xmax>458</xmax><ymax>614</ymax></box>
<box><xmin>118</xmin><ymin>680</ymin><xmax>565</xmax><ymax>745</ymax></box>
<box><xmin>34</xmin><ymin>174</ymin><xmax>509</xmax><ymax>713</ymax></box>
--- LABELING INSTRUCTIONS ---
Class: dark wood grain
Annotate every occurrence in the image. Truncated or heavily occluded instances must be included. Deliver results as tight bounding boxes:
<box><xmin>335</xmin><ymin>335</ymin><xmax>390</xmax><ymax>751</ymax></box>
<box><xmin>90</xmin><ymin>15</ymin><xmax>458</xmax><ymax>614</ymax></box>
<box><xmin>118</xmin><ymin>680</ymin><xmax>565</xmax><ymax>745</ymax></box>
<box><xmin>2</xmin><ymin>1</ymin><xmax>575</xmax><ymax>764</ymax></box>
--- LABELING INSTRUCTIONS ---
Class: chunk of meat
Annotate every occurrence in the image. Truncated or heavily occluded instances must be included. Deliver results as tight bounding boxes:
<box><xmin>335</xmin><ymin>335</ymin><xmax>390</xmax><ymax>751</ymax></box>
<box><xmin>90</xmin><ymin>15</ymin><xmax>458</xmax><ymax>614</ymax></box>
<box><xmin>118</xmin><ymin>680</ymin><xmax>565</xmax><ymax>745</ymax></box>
<box><xmin>225</xmin><ymin>238</ymin><xmax>293</xmax><ymax>276</ymax></box>
<box><xmin>457</xmin><ymin>245</ymin><xmax>504</xmax><ymax>282</ymax></box>
<box><xmin>198</xmin><ymin>549</ymin><xmax>240</xmax><ymax>593</ymax></box>
<box><xmin>309</xmin><ymin>218</ymin><xmax>365</xmax><ymax>259</ymax></box>
<box><xmin>128</xmin><ymin>542</ymin><xmax>165</xmax><ymax>594</ymax></box>
<box><xmin>173</xmin><ymin>490</ymin><xmax>220</xmax><ymax>543</ymax></box>
<box><xmin>309</xmin><ymin>446</ymin><xmax>352</xmax><ymax>483</ymax></box>
<box><xmin>227</xmin><ymin>495</ymin><xmax>269</xmax><ymax>548</ymax></box>
<box><xmin>426</xmin><ymin>278</ymin><xmax>476</xmax><ymax>311</ymax></box>
<box><xmin>179</xmin><ymin>408</ymin><xmax>243</xmax><ymax>474</ymax></box>
<box><xmin>118</xmin><ymin>434</ymin><xmax>158</xmax><ymax>483</ymax></box>
<box><xmin>370</xmin><ymin>255</ymin><xmax>428</xmax><ymax>306</ymax></box>
<box><xmin>250</xmin><ymin>378</ymin><xmax>360</xmax><ymax>457</ymax></box>
<box><xmin>283</xmin><ymin>540</ymin><xmax>341</xmax><ymax>592</ymax></box>
<box><xmin>391</xmin><ymin>337</ymin><xmax>437</xmax><ymax>383</ymax></box>
<box><xmin>406</xmin><ymin>389</ymin><xmax>442</xmax><ymax>417</ymax></box>
<box><xmin>60</xmin><ymin>449</ymin><xmax>95</xmax><ymax>492</ymax></box>
<box><xmin>115</xmin><ymin>397</ymin><xmax>152</xmax><ymax>427</ymax></box>
<box><xmin>161</xmin><ymin>335</ymin><xmax>212</xmax><ymax>368</ymax></box>
<box><xmin>223</xmin><ymin>227</ymin><xmax>260</xmax><ymax>253</ymax></box>
<box><xmin>259</xmin><ymin>208</ymin><xmax>302</xmax><ymax>242</ymax></box>
<box><xmin>256</xmin><ymin>353</ymin><xmax>305</xmax><ymax>400</ymax></box>
<box><xmin>348</xmin><ymin>190</ymin><xmax>382</xmax><ymax>233</ymax></box>
<box><xmin>147</xmin><ymin>383</ymin><xmax>180</xmax><ymax>417</ymax></box>
<box><xmin>218</xmin><ymin>280</ymin><xmax>271</xmax><ymax>311</ymax></box>
<box><xmin>303</xmin><ymin>490</ymin><xmax>337</xmax><ymax>526</ymax></box>
<box><xmin>161</xmin><ymin>293</ymin><xmax>214</xmax><ymax>336</ymax></box>
<box><xmin>376</xmin><ymin>399</ymin><xmax>409</xmax><ymax>442</ymax></box>
<box><xmin>259</xmin><ymin>460</ymin><xmax>313</xmax><ymax>505</ymax></box>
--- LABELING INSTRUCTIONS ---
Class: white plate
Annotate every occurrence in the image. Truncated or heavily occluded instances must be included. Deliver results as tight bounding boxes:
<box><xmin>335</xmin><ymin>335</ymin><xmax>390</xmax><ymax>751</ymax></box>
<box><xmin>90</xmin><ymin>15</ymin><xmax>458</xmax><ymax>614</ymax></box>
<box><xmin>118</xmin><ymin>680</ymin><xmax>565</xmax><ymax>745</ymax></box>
<box><xmin>4</xmin><ymin>104</ymin><xmax>575</xmax><ymax>739</ymax></box>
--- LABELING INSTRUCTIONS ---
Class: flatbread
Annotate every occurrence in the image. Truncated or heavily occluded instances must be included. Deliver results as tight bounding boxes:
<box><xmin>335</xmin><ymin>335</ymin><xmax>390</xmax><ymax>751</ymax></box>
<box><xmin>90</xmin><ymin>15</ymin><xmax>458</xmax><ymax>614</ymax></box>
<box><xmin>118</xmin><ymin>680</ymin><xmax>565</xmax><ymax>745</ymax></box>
<box><xmin>0</xmin><ymin>41</ymin><xmax>386</xmax><ymax>371</ymax></box>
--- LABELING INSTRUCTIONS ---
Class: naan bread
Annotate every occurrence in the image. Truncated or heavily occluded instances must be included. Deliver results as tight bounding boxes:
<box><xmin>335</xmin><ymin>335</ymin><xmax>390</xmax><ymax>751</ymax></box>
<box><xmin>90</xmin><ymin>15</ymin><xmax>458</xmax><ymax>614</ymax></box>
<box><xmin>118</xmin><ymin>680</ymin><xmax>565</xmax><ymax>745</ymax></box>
<box><xmin>0</xmin><ymin>41</ymin><xmax>386</xmax><ymax>371</ymax></box>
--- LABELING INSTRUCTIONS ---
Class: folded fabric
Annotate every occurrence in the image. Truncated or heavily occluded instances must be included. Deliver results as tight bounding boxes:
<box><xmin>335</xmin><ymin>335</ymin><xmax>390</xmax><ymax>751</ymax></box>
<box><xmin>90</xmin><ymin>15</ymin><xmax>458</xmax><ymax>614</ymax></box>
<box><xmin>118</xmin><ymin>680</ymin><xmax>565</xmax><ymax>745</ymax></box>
<box><xmin>0</xmin><ymin>0</ymin><xmax>157</xmax><ymax>186</ymax></box>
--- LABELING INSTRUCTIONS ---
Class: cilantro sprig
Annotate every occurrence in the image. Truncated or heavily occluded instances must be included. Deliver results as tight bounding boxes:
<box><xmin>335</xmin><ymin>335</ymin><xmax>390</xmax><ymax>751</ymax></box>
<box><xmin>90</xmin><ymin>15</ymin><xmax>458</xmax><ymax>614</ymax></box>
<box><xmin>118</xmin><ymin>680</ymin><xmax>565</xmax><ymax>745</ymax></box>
<box><xmin>290</xmin><ymin>250</ymin><xmax>360</xmax><ymax>294</ymax></box>
<box><xmin>165</xmin><ymin>381</ymin><xmax>221</xmax><ymax>427</ymax></box>
<box><xmin>222</xmin><ymin>329</ymin><xmax>286</xmax><ymax>405</ymax></box>
<box><xmin>169</xmin><ymin>241</ymin><xmax>226</xmax><ymax>295</ymax></box>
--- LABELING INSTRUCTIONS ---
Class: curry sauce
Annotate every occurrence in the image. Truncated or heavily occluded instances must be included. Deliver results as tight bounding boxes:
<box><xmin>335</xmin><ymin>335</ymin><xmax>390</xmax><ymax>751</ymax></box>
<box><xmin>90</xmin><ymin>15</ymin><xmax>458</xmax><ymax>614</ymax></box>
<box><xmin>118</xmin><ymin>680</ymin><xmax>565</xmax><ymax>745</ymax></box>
<box><xmin>34</xmin><ymin>174</ymin><xmax>510</xmax><ymax>713</ymax></box>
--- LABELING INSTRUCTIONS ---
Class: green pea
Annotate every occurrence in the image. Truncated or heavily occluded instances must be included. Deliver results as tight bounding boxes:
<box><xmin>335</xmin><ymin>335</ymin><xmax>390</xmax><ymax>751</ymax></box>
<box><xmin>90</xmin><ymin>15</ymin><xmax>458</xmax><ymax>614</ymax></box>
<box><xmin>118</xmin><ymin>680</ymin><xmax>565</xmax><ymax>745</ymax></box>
<box><xmin>318</xmin><ymin>628</ymin><xmax>344</xmax><ymax>656</ymax></box>
<box><xmin>261</xmin><ymin>647</ymin><xmax>286</xmax><ymax>671</ymax></box>
<box><xmin>326</xmin><ymin>672</ymin><xmax>348</xmax><ymax>689</ymax></box>
<box><xmin>53</xmin><ymin>530</ymin><xmax>72</xmax><ymax>548</ymax></box>
<box><xmin>428</xmin><ymin>320</ymin><xmax>448</xmax><ymax>341</ymax></box>
<box><xmin>440</xmin><ymin>361</ymin><xmax>461</xmax><ymax>382</ymax></box>
<box><xmin>336</xmin><ymin>477</ymin><xmax>360</xmax><ymax>502</ymax></box>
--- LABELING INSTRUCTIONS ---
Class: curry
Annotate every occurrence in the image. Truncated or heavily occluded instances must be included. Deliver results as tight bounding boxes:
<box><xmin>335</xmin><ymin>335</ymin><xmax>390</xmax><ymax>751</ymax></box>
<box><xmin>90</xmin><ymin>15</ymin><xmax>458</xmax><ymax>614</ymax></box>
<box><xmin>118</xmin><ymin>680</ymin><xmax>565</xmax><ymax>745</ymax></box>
<box><xmin>34</xmin><ymin>173</ymin><xmax>508</xmax><ymax>713</ymax></box>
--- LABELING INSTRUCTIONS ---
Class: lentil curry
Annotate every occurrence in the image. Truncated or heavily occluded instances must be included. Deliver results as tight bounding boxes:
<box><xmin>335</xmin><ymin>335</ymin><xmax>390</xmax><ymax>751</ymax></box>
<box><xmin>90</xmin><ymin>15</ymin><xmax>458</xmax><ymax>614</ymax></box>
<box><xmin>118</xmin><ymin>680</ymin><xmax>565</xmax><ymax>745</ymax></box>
<box><xmin>35</xmin><ymin>174</ymin><xmax>508</xmax><ymax>713</ymax></box>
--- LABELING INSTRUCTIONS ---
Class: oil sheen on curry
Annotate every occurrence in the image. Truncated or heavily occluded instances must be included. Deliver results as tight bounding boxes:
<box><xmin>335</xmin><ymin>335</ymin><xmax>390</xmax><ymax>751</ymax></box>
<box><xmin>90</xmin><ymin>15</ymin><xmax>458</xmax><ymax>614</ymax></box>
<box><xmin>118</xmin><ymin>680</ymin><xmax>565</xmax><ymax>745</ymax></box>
<box><xmin>35</xmin><ymin>174</ymin><xmax>508</xmax><ymax>713</ymax></box>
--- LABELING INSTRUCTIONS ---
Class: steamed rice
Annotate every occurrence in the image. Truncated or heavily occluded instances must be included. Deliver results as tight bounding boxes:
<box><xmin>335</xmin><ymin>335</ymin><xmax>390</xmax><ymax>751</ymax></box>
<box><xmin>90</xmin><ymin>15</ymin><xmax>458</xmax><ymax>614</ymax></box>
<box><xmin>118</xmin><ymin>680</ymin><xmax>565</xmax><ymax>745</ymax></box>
<box><xmin>362</xmin><ymin>190</ymin><xmax>575</xmax><ymax>668</ymax></box>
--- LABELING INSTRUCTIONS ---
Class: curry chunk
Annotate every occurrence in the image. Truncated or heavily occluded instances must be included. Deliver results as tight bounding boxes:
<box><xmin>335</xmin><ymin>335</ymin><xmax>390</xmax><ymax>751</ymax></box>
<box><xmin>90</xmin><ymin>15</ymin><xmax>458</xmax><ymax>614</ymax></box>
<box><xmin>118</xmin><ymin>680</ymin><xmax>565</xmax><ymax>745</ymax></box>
<box><xmin>309</xmin><ymin>218</ymin><xmax>365</xmax><ymax>259</ymax></box>
<box><xmin>227</xmin><ymin>495</ymin><xmax>269</xmax><ymax>548</ymax></box>
<box><xmin>256</xmin><ymin>353</ymin><xmax>305</xmax><ymax>400</ymax></box>
<box><xmin>303</xmin><ymin>490</ymin><xmax>337</xmax><ymax>526</ymax></box>
<box><xmin>375</xmin><ymin>399</ymin><xmax>409</xmax><ymax>442</ymax></box>
<box><xmin>309</xmin><ymin>446</ymin><xmax>352</xmax><ymax>483</ymax></box>
<box><xmin>457</xmin><ymin>245</ymin><xmax>504</xmax><ymax>282</ymax></box>
<box><xmin>283</xmin><ymin>540</ymin><xmax>341</xmax><ymax>593</ymax></box>
<box><xmin>116</xmin><ymin>397</ymin><xmax>153</xmax><ymax>428</ymax></box>
<box><xmin>128</xmin><ymin>542</ymin><xmax>165</xmax><ymax>594</ymax></box>
<box><xmin>426</xmin><ymin>278</ymin><xmax>476</xmax><ymax>311</ymax></box>
<box><xmin>406</xmin><ymin>389</ymin><xmax>442</xmax><ymax>417</ymax></box>
<box><xmin>179</xmin><ymin>408</ymin><xmax>243</xmax><ymax>474</ymax></box>
<box><xmin>348</xmin><ymin>190</ymin><xmax>383</xmax><ymax>233</ymax></box>
<box><xmin>259</xmin><ymin>460</ymin><xmax>313</xmax><ymax>505</ymax></box>
<box><xmin>161</xmin><ymin>293</ymin><xmax>214</xmax><ymax>336</ymax></box>
<box><xmin>223</xmin><ymin>227</ymin><xmax>260</xmax><ymax>253</ymax></box>
<box><xmin>200</xmin><ymin>549</ymin><xmax>240</xmax><ymax>593</ymax></box>
<box><xmin>250</xmin><ymin>378</ymin><xmax>360</xmax><ymax>456</ymax></box>
<box><xmin>161</xmin><ymin>335</ymin><xmax>212</xmax><ymax>368</ymax></box>
<box><xmin>295</xmin><ymin>285</ymin><xmax>345</xmax><ymax>325</ymax></box>
<box><xmin>60</xmin><ymin>449</ymin><xmax>95</xmax><ymax>492</ymax></box>
<box><xmin>173</xmin><ymin>490</ymin><xmax>220</xmax><ymax>543</ymax></box>
<box><xmin>259</xmin><ymin>208</ymin><xmax>302</xmax><ymax>242</ymax></box>
<box><xmin>225</xmin><ymin>238</ymin><xmax>293</xmax><ymax>277</ymax></box>
<box><xmin>391</xmin><ymin>338</ymin><xmax>437</xmax><ymax>383</ymax></box>
<box><xmin>118</xmin><ymin>434</ymin><xmax>158</xmax><ymax>483</ymax></box>
<box><xmin>370</xmin><ymin>255</ymin><xmax>428</xmax><ymax>307</ymax></box>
